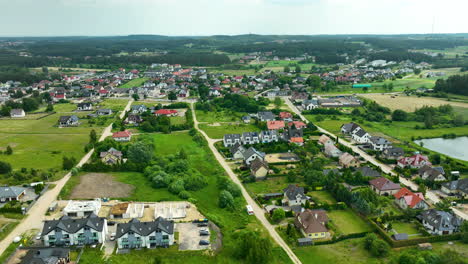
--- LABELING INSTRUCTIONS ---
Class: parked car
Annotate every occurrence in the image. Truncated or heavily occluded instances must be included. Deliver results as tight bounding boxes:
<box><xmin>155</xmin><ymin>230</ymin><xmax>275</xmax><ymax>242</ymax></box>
<box><xmin>197</xmin><ymin>223</ymin><xmax>208</xmax><ymax>227</ymax></box>
<box><xmin>35</xmin><ymin>232</ymin><xmax>42</xmax><ymax>240</ymax></box>
<box><xmin>199</xmin><ymin>230</ymin><xmax>210</xmax><ymax>236</ymax></box>
<box><xmin>110</xmin><ymin>233</ymin><xmax>116</xmax><ymax>241</ymax></box>
<box><xmin>199</xmin><ymin>240</ymin><xmax>210</xmax><ymax>245</ymax></box>
<box><xmin>107</xmin><ymin>221</ymin><xmax>116</xmax><ymax>226</ymax></box>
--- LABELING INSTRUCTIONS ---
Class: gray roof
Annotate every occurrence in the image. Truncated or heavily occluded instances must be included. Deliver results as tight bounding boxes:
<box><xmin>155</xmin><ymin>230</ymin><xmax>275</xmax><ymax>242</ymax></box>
<box><xmin>242</xmin><ymin>132</ymin><xmax>259</xmax><ymax>138</ymax></box>
<box><xmin>383</xmin><ymin>147</ymin><xmax>404</xmax><ymax>156</ymax></box>
<box><xmin>417</xmin><ymin>209</ymin><xmax>462</xmax><ymax>231</ymax></box>
<box><xmin>115</xmin><ymin>217</ymin><xmax>174</xmax><ymax>239</ymax></box>
<box><xmin>354</xmin><ymin>128</ymin><xmax>368</xmax><ymax>137</ymax></box>
<box><xmin>59</xmin><ymin>115</ymin><xmax>78</xmax><ymax>123</ymax></box>
<box><xmin>283</xmin><ymin>184</ymin><xmax>306</xmax><ymax>200</ymax></box>
<box><xmin>41</xmin><ymin>214</ymin><xmax>105</xmax><ymax>236</ymax></box>
<box><xmin>224</xmin><ymin>134</ymin><xmax>241</xmax><ymax>140</ymax></box>
<box><xmin>392</xmin><ymin>233</ymin><xmax>408</xmax><ymax>241</ymax></box>
<box><xmin>355</xmin><ymin>166</ymin><xmax>381</xmax><ymax>178</ymax></box>
<box><xmin>260</xmin><ymin>130</ymin><xmax>278</xmax><ymax>137</ymax></box>
<box><xmin>230</xmin><ymin>144</ymin><xmax>246</xmax><ymax>155</ymax></box>
<box><xmin>242</xmin><ymin>147</ymin><xmax>265</xmax><ymax>160</ymax></box>
<box><xmin>131</xmin><ymin>105</ymin><xmax>147</xmax><ymax>111</ymax></box>
<box><xmin>258</xmin><ymin>111</ymin><xmax>275</xmax><ymax>120</ymax></box>
<box><xmin>0</xmin><ymin>186</ymin><xmax>25</xmax><ymax>199</ymax></box>
<box><xmin>10</xmin><ymin>109</ymin><xmax>24</xmax><ymax>115</ymax></box>
<box><xmin>369</xmin><ymin>136</ymin><xmax>390</xmax><ymax>145</ymax></box>
<box><xmin>341</xmin><ymin>122</ymin><xmax>360</xmax><ymax>133</ymax></box>
<box><xmin>100</xmin><ymin>148</ymin><xmax>122</xmax><ymax>158</ymax></box>
<box><xmin>20</xmin><ymin>247</ymin><xmax>70</xmax><ymax>264</ymax></box>
<box><xmin>442</xmin><ymin>178</ymin><xmax>468</xmax><ymax>193</ymax></box>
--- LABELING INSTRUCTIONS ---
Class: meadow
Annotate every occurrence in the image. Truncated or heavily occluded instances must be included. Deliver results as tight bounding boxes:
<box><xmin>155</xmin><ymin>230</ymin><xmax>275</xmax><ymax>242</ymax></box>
<box><xmin>195</xmin><ymin>110</ymin><xmax>246</xmax><ymax>123</ymax></box>
<box><xmin>359</xmin><ymin>94</ymin><xmax>468</xmax><ymax>112</ymax></box>
<box><xmin>199</xmin><ymin>123</ymin><xmax>260</xmax><ymax>139</ymax></box>
<box><xmin>118</xmin><ymin>77</ymin><xmax>149</xmax><ymax>88</ymax></box>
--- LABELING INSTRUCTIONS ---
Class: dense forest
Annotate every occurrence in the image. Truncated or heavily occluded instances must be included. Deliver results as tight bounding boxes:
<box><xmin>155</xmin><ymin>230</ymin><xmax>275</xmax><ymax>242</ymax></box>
<box><xmin>434</xmin><ymin>74</ymin><xmax>468</xmax><ymax>95</ymax></box>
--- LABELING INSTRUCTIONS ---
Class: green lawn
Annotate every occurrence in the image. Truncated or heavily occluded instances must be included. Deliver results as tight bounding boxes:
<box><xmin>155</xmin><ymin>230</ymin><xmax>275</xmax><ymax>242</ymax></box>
<box><xmin>390</xmin><ymin>221</ymin><xmax>422</xmax><ymax>238</ymax></box>
<box><xmin>294</xmin><ymin>238</ymin><xmax>382</xmax><ymax>264</ymax></box>
<box><xmin>327</xmin><ymin>209</ymin><xmax>373</xmax><ymax>235</ymax></box>
<box><xmin>308</xmin><ymin>191</ymin><xmax>337</xmax><ymax>204</ymax></box>
<box><xmin>0</xmin><ymin>221</ymin><xmax>19</xmax><ymax>242</ymax></box>
<box><xmin>245</xmin><ymin>177</ymin><xmax>290</xmax><ymax>196</ymax></box>
<box><xmin>114</xmin><ymin>172</ymin><xmax>180</xmax><ymax>201</ymax></box>
<box><xmin>118</xmin><ymin>77</ymin><xmax>149</xmax><ymax>89</ymax></box>
<box><xmin>170</xmin><ymin>116</ymin><xmax>186</xmax><ymax>125</ymax></box>
<box><xmin>195</xmin><ymin>110</ymin><xmax>246</xmax><ymax>123</ymax></box>
<box><xmin>96</xmin><ymin>99</ymin><xmax>129</xmax><ymax>112</ymax></box>
<box><xmin>199</xmin><ymin>123</ymin><xmax>260</xmax><ymax>139</ymax></box>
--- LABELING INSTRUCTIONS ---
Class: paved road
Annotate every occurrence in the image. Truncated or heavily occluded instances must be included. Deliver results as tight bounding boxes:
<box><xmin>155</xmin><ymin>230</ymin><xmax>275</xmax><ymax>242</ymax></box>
<box><xmin>190</xmin><ymin>103</ymin><xmax>302</xmax><ymax>264</ymax></box>
<box><xmin>0</xmin><ymin>99</ymin><xmax>133</xmax><ymax>255</ymax></box>
<box><xmin>284</xmin><ymin>98</ymin><xmax>468</xmax><ymax>221</ymax></box>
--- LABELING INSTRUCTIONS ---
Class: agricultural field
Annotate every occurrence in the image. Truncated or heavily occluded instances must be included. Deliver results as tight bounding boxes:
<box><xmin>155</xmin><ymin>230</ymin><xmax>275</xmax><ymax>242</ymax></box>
<box><xmin>118</xmin><ymin>77</ymin><xmax>149</xmax><ymax>88</ymax></box>
<box><xmin>199</xmin><ymin>123</ymin><xmax>259</xmax><ymax>139</ymax></box>
<box><xmin>359</xmin><ymin>94</ymin><xmax>468</xmax><ymax>112</ymax></box>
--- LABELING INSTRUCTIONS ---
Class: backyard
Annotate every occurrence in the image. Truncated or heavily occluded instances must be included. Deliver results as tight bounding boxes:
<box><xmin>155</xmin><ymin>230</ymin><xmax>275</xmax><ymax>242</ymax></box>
<box><xmin>327</xmin><ymin>209</ymin><xmax>373</xmax><ymax>235</ymax></box>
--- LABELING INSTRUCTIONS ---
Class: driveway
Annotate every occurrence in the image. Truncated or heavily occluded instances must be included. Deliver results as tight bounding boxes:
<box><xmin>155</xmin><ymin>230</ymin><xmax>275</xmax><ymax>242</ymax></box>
<box><xmin>177</xmin><ymin>223</ymin><xmax>210</xmax><ymax>251</ymax></box>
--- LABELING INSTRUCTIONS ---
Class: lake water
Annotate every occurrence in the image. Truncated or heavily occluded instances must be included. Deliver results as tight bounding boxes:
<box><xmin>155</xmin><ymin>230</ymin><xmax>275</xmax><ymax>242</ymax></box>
<box><xmin>414</xmin><ymin>137</ymin><xmax>468</xmax><ymax>161</ymax></box>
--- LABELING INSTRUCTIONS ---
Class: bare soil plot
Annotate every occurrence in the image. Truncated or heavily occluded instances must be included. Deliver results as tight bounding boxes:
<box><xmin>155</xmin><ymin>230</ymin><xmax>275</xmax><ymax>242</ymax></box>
<box><xmin>360</xmin><ymin>94</ymin><xmax>468</xmax><ymax>112</ymax></box>
<box><xmin>265</xmin><ymin>153</ymin><xmax>300</xmax><ymax>163</ymax></box>
<box><xmin>70</xmin><ymin>173</ymin><xmax>134</xmax><ymax>199</ymax></box>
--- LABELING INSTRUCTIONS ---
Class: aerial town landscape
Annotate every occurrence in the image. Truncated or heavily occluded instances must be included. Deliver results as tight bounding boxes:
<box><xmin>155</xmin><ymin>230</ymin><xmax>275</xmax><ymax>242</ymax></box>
<box><xmin>0</xmin><ymin>1</ymin><xmax>468</xmax><ymax>264</ymax></box>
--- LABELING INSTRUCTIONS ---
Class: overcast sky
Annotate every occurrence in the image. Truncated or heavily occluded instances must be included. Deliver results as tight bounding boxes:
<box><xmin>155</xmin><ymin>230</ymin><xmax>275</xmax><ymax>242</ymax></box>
<box><xmin>0</xmin><ymin>0</ymin><xmax>467</xmax><ymax>36</ymax></box>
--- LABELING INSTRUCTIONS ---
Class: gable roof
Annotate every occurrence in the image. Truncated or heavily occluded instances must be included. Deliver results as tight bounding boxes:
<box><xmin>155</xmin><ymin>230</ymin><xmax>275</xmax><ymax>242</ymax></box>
<box><xmin>242</xmin><ymin>147</ymin><xmax>265</xmax><ymax>160</ymax></box>
<box><xmin>296</xmin><ymin>209</ymin><xmax>328</xmax><ymax>234</ymax></box>
<box><xmin>283</xmin><ymin>184</ymin><xmax>306</xmax><ymax>200</ymax></box>
<box><xmin>369</xmin><ymin>177</ymin><xmax>400</xmax><ymax>191</ymax></box>
<box><xmin>41</xmin><ymin>214</ymin><xmax>105</xmax><ymax>236</ymax></box>
<box><xmin>250</xmin><ymin>158</ymin><xmax>269</xmax><ymax>173</ymax></box>
<box><xmin>355</xmin><ymin>166</ymin><xmax>381</xmax><ymax>178</ymax></box>
<box><xmin>20</xmin><ymin>248</ymin><xmax>70</xmax><ymax>264</ymax></box>
<box><xmin>267</xmin><ymin>120</ymin><xmax>285</xmax><ymax>130</ymax></box>
<box><xmin>112</xmin><ymin>130</ymin><xmax>132</xmax><ymax>138</ymax></box>
<box><xmin>442</xmin><ymin>178</ymin><xmax>468</xmax><ymax>193</ymax></box>
<box><xmin>0</xmin><ymin>186</ymin><xmax>25</xmax><ymax>199</ymax></box>
<box><xmin>115</xmin><ymin>217</ymin><xmax>174</xmax><ymax>239</ymax></box>
<box><xmin>394</xmin><ymin>187</ymin><xmax>425</xmax><ymax>208</ymax></box>
<box><xmin>417</xmin><ymin>209</ymin><xmax>462</xmax><ymax>231</ymax></box>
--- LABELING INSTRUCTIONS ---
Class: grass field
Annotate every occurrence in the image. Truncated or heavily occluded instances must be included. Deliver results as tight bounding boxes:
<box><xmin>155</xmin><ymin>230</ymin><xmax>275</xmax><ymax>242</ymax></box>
<box><xmin>96</xmin><ymin>99</ymin><xmax>130</xmax><ymax>112</ymax></box>
<box><xmin>294</xmin><ymin>238</ymin><xmax>382</xmax><ymax>264</ymax></box>
<box><xmin>199</xmin><ymin>123</ymin><xmax>260</xmax><ymax>139</ymax></box>
<box><xmin>327</xmin><ymin>209</ymin><xmax>373</xmax><ymax>235</ymax></box>
<box><xmin>195</xmin><ymin>110</ymin><xmax>246</xmax><ymax>123</ymax></box>
<box><xmin>245</xmin><ymin>177</ymin><xmax>290</xmax><ymax>196</ymax></box>
<box><xmin>308</xmin><ymin>191</ymin><xmax>337</xmax><ymax>204</ymax></box>
<box><xmin>118</xmin><ymin>77</ymin><xmax>149</xmax><ymax>88</ymax></box>
<box><xmin>390</xmin><ymin>221</ymin><xmax>422</xmax><ymax>238</ymax></box>
<box><xmin>0</xmin><ymin>103</ymin><xmax>115</xmax><ymax>175</ymax></box>
<box><xmin>359</xmin><ymin>94</ymin><xmax>468</xmax><ymax>112</ymax></box>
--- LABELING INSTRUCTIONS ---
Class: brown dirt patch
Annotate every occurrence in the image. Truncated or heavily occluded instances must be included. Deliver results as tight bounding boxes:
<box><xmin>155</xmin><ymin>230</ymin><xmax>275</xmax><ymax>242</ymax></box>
<box><xmin>360</xmin><ymin>94</ymin><xmax>468</xmax><ymax>112</ymax></box>
<box><xmin>70</xmin><ymin>173</ymin><xmax>134</xmax><ymax>199</ymax></box>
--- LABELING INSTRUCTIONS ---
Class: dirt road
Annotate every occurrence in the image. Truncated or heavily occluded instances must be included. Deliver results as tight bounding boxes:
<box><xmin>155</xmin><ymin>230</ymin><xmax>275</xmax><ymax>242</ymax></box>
<box><xmin>0</xmin><ymin>99</ymin><xmax>133</xmax><ymax>255</ymax></box>
<box><xmin>190</xmin><ymin>103</ymin><xmax>302</xmax><ymax>264</ymax></box>
<box><xmin>284</xmin><ymin>98</ymin><xmax>468</xmax><ymax>221</ymax></box>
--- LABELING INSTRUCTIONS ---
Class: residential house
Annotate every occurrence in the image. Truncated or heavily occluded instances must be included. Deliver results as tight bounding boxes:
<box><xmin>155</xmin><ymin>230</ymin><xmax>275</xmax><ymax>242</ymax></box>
<box><xmin>302</xmin><ymin>99</ymin><xmax>319</xmax><ymax>110</ymax></box>
<box><xmin>223</xmin><ymin>134</ymin><xmax>242</xmax><ymax>147</ymax></box>
<box><xmin>112</xmin><ymin>130</ymin><xmax>132</xmax><ymax>142</ymax></box>
<box><xmin>241</xmin><ymin>132</ymin><xmax>260</xmax><ymax>145</ymax></box>
<box><xmin>324</xmin><ymin>144</ymin><xmax>342</xmax><ymax>158</ymax></box>
<box><xmin>242</xmin><ymin>147</ymin><xmax>265</xmax><ymax>165</ymax></box>
<box><xmin>417</xmin><ymin>209</ymin><xmax>462</xmax><ymax>235</ymax></box>
<box><xmin>279</xmin><ymin>112</ymin><xmax>293</xmax><ymax>122</ymax></box>
<box><xmin>77</xmin><ymin>102</ymin><xmax>93</xmax><ymax>111</ymax></box>
<box><xmin>116</xmin><ymin>218</ymin><xmax>174</xmax><ymax>249</ymax></box>
<box><xmin>283</xmin><ymin>184</ymin><xmax>307</xmax><ymax>206</ymax></box>
<box><xmin>398</xmin><ymin>154</ymin><xmax>432</xmax><ymax>169</ymax></box>
<box><xmin>260</xmin><ymin>130</ymin><xmax>279</xmax><ymax>143</ymax></box>
<box><xmin>318</xmin><ymin>134</ymin><xmax>333</xmax><ymax>145</ymax></box>
<box><xmin>341</xmin><ymin>122</ymin><xmax>361</xmax><ymax>135</ymax></box>
<box><xmin>441</xmin><ymin>179</ymin><xmax>468</xmax><ymax>199</ymax></box>
<box><xmin>230</xmin><ymin>144</ymin><xmax>246</xmax><ymax>160</ymax></box>
<box><xmin>154</xmin><ymin>109</ymin><xmax>178</xmax><ymax>116</ymax></box>
<box><xmin>41</xmin><ymin>214</ymin><xmax>107</xmax><ymax>246</ymax></box>
<box><xmin>369</xmin><ymin>177</ymin><xmax>401</xmax><ymax>196</ymax></box>
<box><xmin>96</xmin><ymin>109</ymin><xmax>113</xmax><ymax>116</ymax></box>
<box><xmin>250</xmin><ymin>158</ymin><xmax>269</xmax><ymax>180</ymax></box>
<box><xmin>63</xmin><ymin>199</ymin><xmax>101</xmax><ymax>218</ymax></box>
<box><xmin>382</xmin><ymin>147</ymin><xmax>404</xmax><ymax>160</ymax></box>
<box><xmin>288</xmin><ymin>121</ymin><xmax>307</xmax><ymax>129</ymax></box>
<box><xmin>355</xmin><ymin>166</ymin><xmax>381</xmax><ymax>178</ymax></box>
<box><xmin>369</xmin><ymin>136</ymin><xmax>391</xmax><ymax>151</ymax></box>
<box><xmin>20</xmin><ymin>247</ymin><xmax>70</xmax><ymax>264</ymax></box>
<box><xmin>125</xmin><ymin>114</ymin><xmax>143</xmax><ymax>125</ymax></box>
<box><xmin>418</xmin><ymin>165</ymin><xmax>446</xmax><ymax>182</ymax></box>
<box><xmin>100</xmin><ymin>148</ymin><xmax>123</xmax><ymax>165</ymax></box>
<box><xmin>351</xmin><ymin>128</ymin><xmax>370</xmax><ymax>144</ymax></box>
<box><xmin>267</xmin><ymin>120</ymin><xmax>285</xmax><ymax>130</ymax></box>
<box><xmin>283</xmin><ymin>126</ymin><xmax>303</xmax><ymax>144</ymax></box>
<box><xmin>339</xmin><ymin>153</ymin><xmax>359</xmax><ymax>168</ymax></box>
<box><xmin>131</xmin><ymin>105</ymin><xmax>147</xmax><ymax>114</ymax></box>
<box><xmin>394</xmin><ymin>187</ymin><xmax>429</xmax><ymax>210</ymax></box>
<box><xmin>242</xmin><ymin>115</ymin><xmax>251</xmax><ymax>123</ymax></box>
<box><xmin>10</xmin><ymin>108</ymin><xmax>25</xmax><ymax>118</ymax></box>
<box><xmin>257</xmin><ymin>111</ymin><xmax>275</xmax><ymax>121</ymax></box>
<box><xmin>0</xmin><ymin>186</ymin><xmax>25</xmax><ymax>202</ymax></box>
<box><xmin>295</xmin><ymin>209</ymin><xmax>330</xmax><ymax>239</ymax></box>
<box><xmin>58</xmin><ymin>115</ymin><xmax>79</xmax><ymax>127</ymax></box>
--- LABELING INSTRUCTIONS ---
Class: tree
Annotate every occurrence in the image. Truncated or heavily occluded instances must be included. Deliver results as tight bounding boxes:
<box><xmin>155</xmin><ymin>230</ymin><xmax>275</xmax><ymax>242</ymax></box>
<box><xmin>460</xmin><ymin>221</ymin><xmax>468</xmax><ymax>244</ymax></box>
<box><xmin>127</xmin><ymin>141</ymin><xmax>154</xmax><ymax>163</ymax></box>
<box><xmin>0</xmin><ymin>161</ymin><xmax>12</xmax><ymax>174</ymax></box>
<box><xmin>132</xmin><ymin>93</ymin><xmax>140</xmax><ymax>101</ymax></box>
<box><xmin>284</xmin><ymin>66</ymin><xmax>290</xmax><ymax>73</ymax></box>
<box><xmin>89</xmin><ymin>129</ymin><xmax>97</xmax><ymax>144</ymax></box>
<box><xmin>306</xmin><ymin>75</ymin><xmax>321</xmax><ymax>89</ymax></box>
<box><xmin>235</xmin><ymin>231</ymin><xmax>272</xmax><ymax>264</ymax></box>
<box><xmin>272</xmin><ymin>208</ymin><xmax>285</xmax><ymax>223</ymax></box>
<box><xmin>153</xmin><ymin>256</ymin><xmax>164</xmax><ymax>264</ymax></box>
<box><xmin>1</xmin><ymin>106</ymin><xmax>11</xmax><ymax>117</ymax></box>
<box><xmin>370</xmin><ymin>239</ymin><xmax>390</xmax><ymax>257</ymax></box>
<box><xmin>364</xmin><ymin>233</ymin><xmax>377</xmax><ymax>250</ymax></box>
<box><xmin>5</xmin><ymin>145</ymin><xmax>13</xmax><ymax>155</ymax></box>
<box><xmin>219</xmin><ymin>190</ymin><xmax>234</xmax><ymax>209</ymax></box>
<box><xmin>42</xmin><ymin>67</ymin><xmax>49</xmax><ymax>74</ymax></box>
<box><xmin>168</xmin><ymin>91</ymin><xmax>177</xmax><ymax>101</ymax></box>
<box><xmin>295</xmin><ymin>65</ymin><xmax>301</xmax><ymax>73</ymax></box>
<box><xmin>392</xmin><ymin>109</ymin><xmax>408</xmax><ymax>121</ymax></box>
<box><xmin>274</xmin><ymin>97</ymin><xmax>282</xmax><ymax>109</ymax></box>
<box><xmin>46</xmin><ymin>103</ymin><xmax>54</xmax><ymax>112</ymax></box>
<box><xmin>62</xmin><ymin>156</ymin><xmax>76</xmax><ymax>170</ymax></box>
<box><xmin>453</xmin><ymin>114</ymin><xmax>464</xmax><ymax>127</ymax></box>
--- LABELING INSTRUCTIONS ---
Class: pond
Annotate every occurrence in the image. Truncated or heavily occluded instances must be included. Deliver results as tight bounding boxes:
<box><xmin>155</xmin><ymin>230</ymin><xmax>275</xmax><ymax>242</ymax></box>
<box><xmin>414</xmin><ymin>137</ymin><xmax>468</xmax><ymax>161</ymax></box>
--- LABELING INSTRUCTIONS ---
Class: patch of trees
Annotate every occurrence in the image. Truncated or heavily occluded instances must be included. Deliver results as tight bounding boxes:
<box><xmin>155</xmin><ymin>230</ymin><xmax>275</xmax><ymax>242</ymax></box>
<box><xmin>368</xmin><ymin>51</ymin><xmax>432</xmax><ymax>63</ymax></box>
<box><xmin>233</xmin><ymin>230</ymin><xmax>273</xmax><ymax>264</ymax></box>
<box><xmin>434</xmin><ymin>74</ymin><xmax>468</xmax><ymax>96</ymax></box>
<box><xmin>363</xmin><ymin>233</ymin><xmax>390</xmax><ymax>257</ymax></box>
<box><xmin>390</xmin><ymin>248</ymin><xmax>468</xmax><ymax>264</ymax></box>
<box><xmin>196</xmin><ymin>94</ymin><xmax>269</xmax><ymax>113</ymax></box>
<box><xmin>140</xmin><ymin>108</ymin><xmax>193</xmax><ymax>133</ymax></box>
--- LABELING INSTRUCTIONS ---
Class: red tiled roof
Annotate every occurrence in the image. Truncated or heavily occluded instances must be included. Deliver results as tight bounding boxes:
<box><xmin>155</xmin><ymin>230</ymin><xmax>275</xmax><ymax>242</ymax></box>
<box><xmin>267</xmin><ymin>121</ymin><xmax>285</xmax><ymax>130</ymax></box>
<box><xmin>394</xmin><ymin>187</ymin><xmax>425</xmax><ymax>208</ymax></box>
<box><xmin>112</xmin><ymin>130</ymin><xmax>132</xmax><ymax>138</ymax></box>
<box><xmin>155</xmin><ymin>109</ymin><xmax>177</xmax><ymax>115</ymax></box>
<box><xmin>288</xmin><ymin>121</ymin><xmax>307</xmax><ymax>129</ymax></box>
<box><xmin>279</xmin><ymin>112</ymin><xmax>292</xmax><ymax>119</ymax></box>
<box><xmin>290</xmin><ymin>137</ymin><xmax>304</xmax><ymax>143</ymax></box>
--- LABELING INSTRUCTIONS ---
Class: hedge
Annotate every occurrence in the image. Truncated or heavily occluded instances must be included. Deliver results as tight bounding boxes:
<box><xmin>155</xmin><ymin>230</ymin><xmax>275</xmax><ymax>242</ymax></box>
<box><xmin>313</xmin><ymin>232</ymin><xmax>370</xmax><ymax>245</ymax></box>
